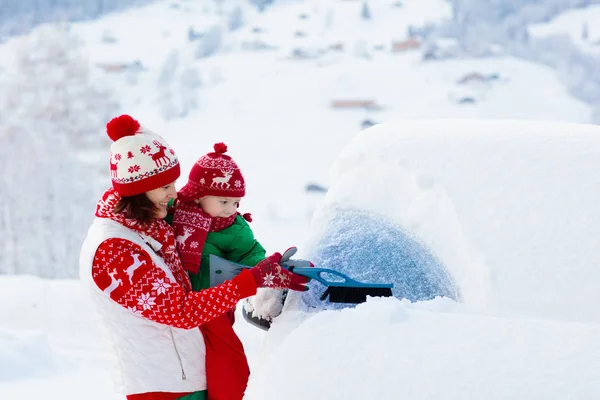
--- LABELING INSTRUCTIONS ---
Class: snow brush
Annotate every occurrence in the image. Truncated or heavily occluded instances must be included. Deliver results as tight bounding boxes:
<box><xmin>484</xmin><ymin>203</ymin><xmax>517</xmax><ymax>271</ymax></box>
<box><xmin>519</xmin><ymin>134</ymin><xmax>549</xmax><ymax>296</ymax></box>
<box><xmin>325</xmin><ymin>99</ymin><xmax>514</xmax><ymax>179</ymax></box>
<box><xmin>286</xmin><ymin>265</ymin><xmax>393</xmax><ymax>303</ymax></box>
<box><xmin>208</xmin><ymin>253</ymin><xmax>394</xmax><ymax>304</ymax></box>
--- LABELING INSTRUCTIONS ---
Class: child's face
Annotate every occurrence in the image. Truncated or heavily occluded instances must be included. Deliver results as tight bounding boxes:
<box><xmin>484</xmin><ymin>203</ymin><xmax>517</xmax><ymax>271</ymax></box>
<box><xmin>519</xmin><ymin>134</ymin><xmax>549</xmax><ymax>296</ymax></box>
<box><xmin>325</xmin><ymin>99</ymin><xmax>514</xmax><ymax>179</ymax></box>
<box><xmin>196</xmin><ymin>196</ymin><xmax>241</xmax><ymax>218</ymax></box>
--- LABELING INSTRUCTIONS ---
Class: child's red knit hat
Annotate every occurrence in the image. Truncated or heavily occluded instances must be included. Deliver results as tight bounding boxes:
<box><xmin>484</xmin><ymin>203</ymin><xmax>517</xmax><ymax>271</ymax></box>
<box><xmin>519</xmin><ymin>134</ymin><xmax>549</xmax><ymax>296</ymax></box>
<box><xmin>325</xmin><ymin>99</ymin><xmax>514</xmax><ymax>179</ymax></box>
<box><xmin>178</xmin><ymin>142</ymin><xmax>245</xmax><ymax>202</ymax></box>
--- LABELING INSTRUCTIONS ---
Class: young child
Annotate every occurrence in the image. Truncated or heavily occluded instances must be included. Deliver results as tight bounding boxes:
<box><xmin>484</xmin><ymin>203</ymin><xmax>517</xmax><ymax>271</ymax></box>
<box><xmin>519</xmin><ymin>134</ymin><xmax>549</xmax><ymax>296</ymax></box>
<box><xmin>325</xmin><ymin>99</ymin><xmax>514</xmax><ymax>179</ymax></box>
<box><xmin>168</xmin><ymin>142</ymin><xmax>267</xmax><ymax>400</ymax></box>
<box><xmin>170</xmin><ymin>142</ymin><xmax>265</xmax><ymax>290</ymax></box>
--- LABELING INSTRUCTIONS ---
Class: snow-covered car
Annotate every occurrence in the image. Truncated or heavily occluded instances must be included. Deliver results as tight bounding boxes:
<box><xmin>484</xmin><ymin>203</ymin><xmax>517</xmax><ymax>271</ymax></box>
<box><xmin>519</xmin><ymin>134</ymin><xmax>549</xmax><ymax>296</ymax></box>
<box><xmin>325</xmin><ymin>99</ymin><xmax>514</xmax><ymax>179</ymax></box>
<box><xmin>242</xmin><ymin>119</ymin><xmax>600</xmax><ymax>400</ymax></box>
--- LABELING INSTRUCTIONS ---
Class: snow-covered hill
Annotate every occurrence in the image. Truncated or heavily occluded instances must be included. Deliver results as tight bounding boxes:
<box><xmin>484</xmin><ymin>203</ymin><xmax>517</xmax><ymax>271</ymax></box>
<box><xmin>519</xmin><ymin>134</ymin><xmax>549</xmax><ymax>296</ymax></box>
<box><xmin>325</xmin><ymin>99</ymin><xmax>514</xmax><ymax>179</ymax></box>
<box><xmin>0</xmin><ymin>0</ymin><xmax>593</xmax><ymax>256</ymax></box>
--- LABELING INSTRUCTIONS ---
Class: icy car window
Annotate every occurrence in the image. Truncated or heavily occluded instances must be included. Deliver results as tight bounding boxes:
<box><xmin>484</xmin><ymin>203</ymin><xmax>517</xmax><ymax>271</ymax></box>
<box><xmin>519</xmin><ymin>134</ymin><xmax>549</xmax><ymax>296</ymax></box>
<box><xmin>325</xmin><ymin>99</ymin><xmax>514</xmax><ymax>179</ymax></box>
<box><xmin>301</xmin><ymin>209</ymin><xmax>459</xmax><ymax>309</ymax></box>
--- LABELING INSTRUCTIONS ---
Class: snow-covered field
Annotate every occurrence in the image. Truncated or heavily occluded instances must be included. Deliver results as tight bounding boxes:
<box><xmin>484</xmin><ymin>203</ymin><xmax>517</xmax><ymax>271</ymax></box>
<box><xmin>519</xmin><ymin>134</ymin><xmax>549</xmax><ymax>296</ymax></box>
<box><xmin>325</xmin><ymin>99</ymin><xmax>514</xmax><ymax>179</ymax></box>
<box><xmin>1</xmin><ymin>0</ymin><xmax>599</xmax><ymax>399</ymax></box>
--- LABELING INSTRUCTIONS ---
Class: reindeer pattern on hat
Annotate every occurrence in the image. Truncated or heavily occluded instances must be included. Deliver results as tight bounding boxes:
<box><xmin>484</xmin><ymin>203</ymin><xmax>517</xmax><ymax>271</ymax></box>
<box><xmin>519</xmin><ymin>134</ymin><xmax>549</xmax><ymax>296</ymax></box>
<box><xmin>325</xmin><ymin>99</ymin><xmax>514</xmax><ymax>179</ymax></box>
<box><xmin>177</xmin><ymin>142</ymin><xmax>246</xmax><ymax>201</ymax></box>
<box><xmin>110</xmin><ymin>132</ymin><xmax>178</xmax><ymax>185</ymax></box>
<box><xmin>196</xmin><ymin>156</ymin><xmax>244</xmax><ymax>194</ymax></box>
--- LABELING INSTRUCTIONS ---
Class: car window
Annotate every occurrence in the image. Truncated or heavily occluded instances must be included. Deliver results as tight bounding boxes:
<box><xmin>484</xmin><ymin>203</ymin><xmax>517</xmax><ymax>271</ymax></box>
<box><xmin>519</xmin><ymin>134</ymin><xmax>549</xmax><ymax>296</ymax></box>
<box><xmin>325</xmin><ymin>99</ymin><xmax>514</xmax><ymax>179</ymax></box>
<box><xmin>301</xmin><ymin>209</ymin><xmax>460</xmax><ymax>309</ymax></box>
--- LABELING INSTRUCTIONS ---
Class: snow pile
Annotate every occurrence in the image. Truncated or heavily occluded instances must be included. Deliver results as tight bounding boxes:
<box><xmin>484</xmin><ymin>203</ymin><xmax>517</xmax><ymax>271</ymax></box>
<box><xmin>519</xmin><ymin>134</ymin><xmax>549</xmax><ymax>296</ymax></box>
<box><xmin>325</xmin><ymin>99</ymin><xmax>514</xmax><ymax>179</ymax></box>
<box><xmin>246</xmin><ymin>297</ymin><xmax>600</xmax><ymax>400</ymax></box>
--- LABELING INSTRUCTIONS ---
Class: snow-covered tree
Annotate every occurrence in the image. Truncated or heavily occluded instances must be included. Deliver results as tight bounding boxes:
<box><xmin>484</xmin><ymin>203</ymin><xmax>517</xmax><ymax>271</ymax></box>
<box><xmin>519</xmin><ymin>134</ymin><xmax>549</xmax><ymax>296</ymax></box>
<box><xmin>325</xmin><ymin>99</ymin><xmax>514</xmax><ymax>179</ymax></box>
<box><xmin>248</xmin><ymin>0</ymin><xmax>274</xmax><ymax>13</ymax></box>
<box><xmin>213</xmin><ymin>0</ymin><xmax>225</xmax><ymax>15</ymax></box>
<box><xmin>0</xmin><ymin>23</ymin><xmax>116</xmax><ymax>278</ymax></box>
<box><xmin>195</xmin><ymin>25</ymin><xmax>222</xmax><ymax>58</ymax></box>
<box><xmin>229</xmin><ymin>6</ymin><xmax>244</xmax><ymax>31</ymax></box>
<box><xmin>157</xmin><ymin>50</ymin><xmax>202</xmax><ymax>119</ymax></box>
<box><xmin>0</xmin><ymin>0</ymin><xmax>155</xmax><ymax>38</ymax></box>
<box><xmin>581</xmin><ymin>22</ymin><xmax>589</xmax><ymax>41</ymax></box>
<box><xmin>12</xmin><ymin>24</ymin><xmax>116</xmax><ymax>150</ymax></box>
<box><xmin>361</xmin><ymin>1</ymin><xmax>372</xmax><ymax>20</ymax></box>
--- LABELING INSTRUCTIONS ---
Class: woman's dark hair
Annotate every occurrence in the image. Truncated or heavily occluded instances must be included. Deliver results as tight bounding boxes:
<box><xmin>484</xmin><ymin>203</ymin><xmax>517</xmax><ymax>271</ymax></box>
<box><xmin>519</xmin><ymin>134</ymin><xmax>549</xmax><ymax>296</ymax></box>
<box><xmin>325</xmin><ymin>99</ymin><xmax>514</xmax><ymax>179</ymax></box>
<box><xmin>113</xmin><ymin>193</ymin><xmax>157</xmax><ymax>225</ymax></box>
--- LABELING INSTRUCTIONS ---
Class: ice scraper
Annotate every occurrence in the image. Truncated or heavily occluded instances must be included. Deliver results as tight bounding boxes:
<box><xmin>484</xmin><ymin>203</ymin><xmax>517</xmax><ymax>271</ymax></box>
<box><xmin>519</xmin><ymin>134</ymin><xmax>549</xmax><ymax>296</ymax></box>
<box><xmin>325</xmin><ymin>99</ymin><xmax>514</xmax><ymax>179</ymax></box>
<box><xmin>208</xmin><ymin>249</ymin><xmax>393</xmax><ymax>304</ymax></box>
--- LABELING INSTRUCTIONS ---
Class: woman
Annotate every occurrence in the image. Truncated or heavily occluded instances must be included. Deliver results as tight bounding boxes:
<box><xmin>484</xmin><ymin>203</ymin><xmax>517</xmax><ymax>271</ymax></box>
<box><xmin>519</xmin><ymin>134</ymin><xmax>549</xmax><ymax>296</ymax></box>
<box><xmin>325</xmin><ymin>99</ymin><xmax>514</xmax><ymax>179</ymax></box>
<box><xmin>79</xmin><ymin>114</ymin><xmax>308</xmax><ymax>400</ymax></box>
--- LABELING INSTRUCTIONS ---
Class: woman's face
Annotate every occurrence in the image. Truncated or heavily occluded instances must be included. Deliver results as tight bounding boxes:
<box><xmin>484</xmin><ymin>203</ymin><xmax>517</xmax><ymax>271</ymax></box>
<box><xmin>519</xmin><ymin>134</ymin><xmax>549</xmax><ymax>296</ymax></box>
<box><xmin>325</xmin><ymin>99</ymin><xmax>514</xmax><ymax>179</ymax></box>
<box><xmin>146</xmin><ymin>182</ymin><xmax>177</xmax><ymax>219</ymax></box>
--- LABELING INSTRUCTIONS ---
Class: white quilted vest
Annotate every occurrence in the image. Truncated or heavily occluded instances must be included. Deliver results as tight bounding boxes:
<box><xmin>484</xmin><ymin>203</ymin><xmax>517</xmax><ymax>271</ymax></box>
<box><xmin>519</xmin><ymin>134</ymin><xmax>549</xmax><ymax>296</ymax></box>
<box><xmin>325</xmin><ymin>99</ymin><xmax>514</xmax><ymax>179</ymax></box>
<box><xmin>79</xmin><ymin>218</ymin><xmax>207</xmax><ymax>395</ymax></box>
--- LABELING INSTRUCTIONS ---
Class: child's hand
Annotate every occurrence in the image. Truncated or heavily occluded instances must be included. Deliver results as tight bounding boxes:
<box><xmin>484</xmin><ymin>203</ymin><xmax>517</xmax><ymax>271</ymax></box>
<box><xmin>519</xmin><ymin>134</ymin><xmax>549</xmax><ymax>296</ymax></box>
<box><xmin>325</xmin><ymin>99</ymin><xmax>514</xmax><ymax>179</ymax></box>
<box><xmin>280</xmin><ymin>246</ymin><xmax>314</xmax><ymax>269</ymax></box>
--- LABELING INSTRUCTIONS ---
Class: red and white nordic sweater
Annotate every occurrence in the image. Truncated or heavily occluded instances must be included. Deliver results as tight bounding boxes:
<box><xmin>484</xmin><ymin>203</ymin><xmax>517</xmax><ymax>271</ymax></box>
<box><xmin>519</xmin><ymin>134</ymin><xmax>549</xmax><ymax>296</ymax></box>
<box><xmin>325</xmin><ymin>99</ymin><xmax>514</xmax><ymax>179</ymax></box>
<box><xmin>81</xmin><ymin>189</ymin><xmax>258</xmax><ymax>399</ymax></box>
<box><xmin>91</xmin><ymin>237</ymin><xmax>255</xmax><ymax>330</ymax></box>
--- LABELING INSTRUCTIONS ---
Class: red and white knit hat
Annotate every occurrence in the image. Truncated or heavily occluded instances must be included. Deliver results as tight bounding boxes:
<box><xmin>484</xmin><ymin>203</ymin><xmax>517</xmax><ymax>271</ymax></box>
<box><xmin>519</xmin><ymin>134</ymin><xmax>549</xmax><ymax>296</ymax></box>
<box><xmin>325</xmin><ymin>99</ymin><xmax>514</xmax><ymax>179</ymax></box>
<box><xmin>178</xmin><ymin>142</ymin><xmax>245</xmax><ymax>202</ymax></box>
<box><xmin>107</xmin><ymin>114</ymin><xmax>180</xmax><ymax>197</ymax></box>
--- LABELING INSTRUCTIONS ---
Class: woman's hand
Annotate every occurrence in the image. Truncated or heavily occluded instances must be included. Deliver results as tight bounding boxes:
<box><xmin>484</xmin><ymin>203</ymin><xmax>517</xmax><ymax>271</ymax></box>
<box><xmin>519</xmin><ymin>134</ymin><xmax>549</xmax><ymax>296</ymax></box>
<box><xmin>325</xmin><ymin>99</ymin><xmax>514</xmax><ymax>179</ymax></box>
<box><xmin>249</xmin><ymin>252</ymin><xmax>310</xmax><ymax>291</ymax></box>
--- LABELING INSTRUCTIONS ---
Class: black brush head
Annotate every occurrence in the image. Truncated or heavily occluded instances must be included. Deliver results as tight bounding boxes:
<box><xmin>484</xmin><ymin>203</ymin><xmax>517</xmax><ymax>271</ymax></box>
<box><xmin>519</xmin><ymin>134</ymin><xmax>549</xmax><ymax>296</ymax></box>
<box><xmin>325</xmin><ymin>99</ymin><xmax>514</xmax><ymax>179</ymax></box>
<box><xmin>320</xmin><ymin>286</ymin><xmax>393</xmax><ymax>304</ymax></box>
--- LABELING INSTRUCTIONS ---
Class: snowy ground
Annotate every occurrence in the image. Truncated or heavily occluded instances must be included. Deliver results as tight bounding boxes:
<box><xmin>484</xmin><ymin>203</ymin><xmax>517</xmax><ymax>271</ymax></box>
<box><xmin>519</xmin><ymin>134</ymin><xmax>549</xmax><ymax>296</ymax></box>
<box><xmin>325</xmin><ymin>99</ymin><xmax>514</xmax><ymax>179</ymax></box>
<box><xmin>1</xmin><ymin>0</ymin><xmax>599</xmax><ymax>399</ymax></box>
<box><xmin>0</xmin><ymin>275</ymin><xmax>264</xmax><ymax>399</ymax></box>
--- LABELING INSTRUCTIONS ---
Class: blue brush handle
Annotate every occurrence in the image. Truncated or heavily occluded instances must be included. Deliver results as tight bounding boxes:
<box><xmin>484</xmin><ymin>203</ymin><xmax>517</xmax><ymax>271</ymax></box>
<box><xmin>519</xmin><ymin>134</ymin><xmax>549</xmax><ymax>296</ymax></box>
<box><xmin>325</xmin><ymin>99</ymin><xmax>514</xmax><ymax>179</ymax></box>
<box><xmin>288</xmin><ymin>266</ymin><xmax>393</xmax><ymax>289</ymax></box>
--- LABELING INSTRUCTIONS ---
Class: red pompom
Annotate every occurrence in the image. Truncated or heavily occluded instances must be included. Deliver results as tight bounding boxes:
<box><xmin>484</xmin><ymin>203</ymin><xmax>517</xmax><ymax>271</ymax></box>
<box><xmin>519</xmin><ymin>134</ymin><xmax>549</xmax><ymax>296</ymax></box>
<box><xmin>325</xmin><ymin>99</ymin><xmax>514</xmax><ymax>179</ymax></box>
<box><xmin>106</xmin><ymin>115</ymin><xmax>141</xmax><ymax>142</ymax></box>
<box><xmin>213</xmin><ymin>142</ymin><xmax>228</xmax><ymax>154</ymax></box>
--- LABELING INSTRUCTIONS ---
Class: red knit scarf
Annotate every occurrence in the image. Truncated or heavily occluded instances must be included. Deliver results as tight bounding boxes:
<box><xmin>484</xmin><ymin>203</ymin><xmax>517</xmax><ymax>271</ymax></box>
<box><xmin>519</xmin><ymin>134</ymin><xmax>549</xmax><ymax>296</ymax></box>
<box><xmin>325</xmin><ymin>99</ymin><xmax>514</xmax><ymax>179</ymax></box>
<box><xmin>95</xmin><ymin>188</ymin><xmax>192</xmax><ymax>292</ymax></box>
<box><xmin>210</xmin><ymin>213</ymin><xmax>238</xmax><ymax>232</ymax></box>
<box><xmin>172</xmin><ymin>201</ymin><xmax>252</xmax><ymax>274</ymax></box>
